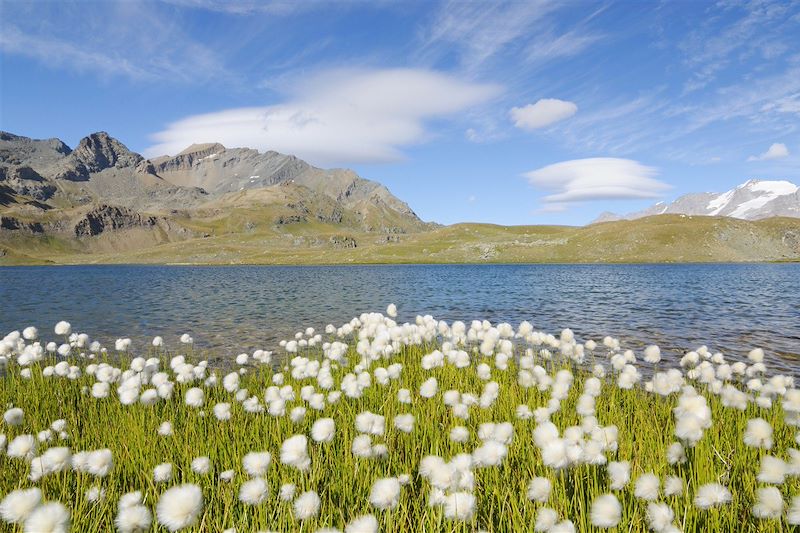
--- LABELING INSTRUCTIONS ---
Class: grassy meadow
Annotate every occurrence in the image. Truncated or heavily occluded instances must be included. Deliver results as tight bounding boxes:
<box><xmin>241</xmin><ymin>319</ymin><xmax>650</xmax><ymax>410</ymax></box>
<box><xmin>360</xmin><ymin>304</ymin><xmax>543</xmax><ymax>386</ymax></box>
<box><xmin>1</xmin><ymin>313</ymin><xmax>799</xmax><ymax>532</ymax></box>
<box><xmin>2</xmin><ymin>214</ymin><xmax>800</xmax><ymax>265</ymax></box>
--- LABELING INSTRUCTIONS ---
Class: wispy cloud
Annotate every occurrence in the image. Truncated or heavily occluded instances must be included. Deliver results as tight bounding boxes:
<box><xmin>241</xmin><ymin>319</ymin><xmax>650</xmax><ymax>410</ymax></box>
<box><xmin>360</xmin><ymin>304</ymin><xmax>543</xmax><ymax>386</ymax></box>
<box><xmin>0</xmin><ymin>2</ymin><xmax>229</xmax><ymax>84</ymax></box>
<box><xmin>0</xmin><ymin>25</ymin><xmax>152</xmax><ymax>80</ymax></box>
<box><xmin>524</xmin><ymin>158</ymin><xmax>670</xmax><ymax>203</ymax></box>
<box><xmin>416</xmin><ymin>0</ymin><xmax>555</xmax><ymax>71</ymax></box>
<box><xmin>415</xmin><ymin>0</ymin><xmax>602</xmax><ymax>74</ymax></box>
<box><xmin>147</xmin><ymin>68</ymin><xmax>502</xmax><ymax>165</ymax></box>
<box><xmin>157</xmin><ymin>0</ymin><xmax>311</xmax><ymax>15</ymax></box>
<box><xmin>679</xmin><ymin>0</ymin><xmax>795</xmax><ymax>92</ymax></box>
<box><xmin>747</xmin><ymin>142</ymin><xmax>790</xmax><ymax>161</ymax></box>
<box><xmin>524</xmin><ymin>28</ymin><xmax>604</xmax><ymax>66</ymax></box>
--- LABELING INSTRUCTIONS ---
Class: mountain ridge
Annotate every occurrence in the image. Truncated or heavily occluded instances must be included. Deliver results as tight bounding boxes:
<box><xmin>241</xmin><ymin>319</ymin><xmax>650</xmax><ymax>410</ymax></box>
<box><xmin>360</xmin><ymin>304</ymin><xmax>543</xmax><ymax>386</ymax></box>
<box><xmin>594</xmin><ymin>179</ymin><xmax>800</xmax><ymax>223</ymax></box>
<box><xmin>3</xmin><ymin>130</ymin><xmax>800</xmax><ymax>265</ymax></box>
<box><xmin>0</xmin><ymin>130</ymin><xmax>429</xmax><ymax>232</ymax></box>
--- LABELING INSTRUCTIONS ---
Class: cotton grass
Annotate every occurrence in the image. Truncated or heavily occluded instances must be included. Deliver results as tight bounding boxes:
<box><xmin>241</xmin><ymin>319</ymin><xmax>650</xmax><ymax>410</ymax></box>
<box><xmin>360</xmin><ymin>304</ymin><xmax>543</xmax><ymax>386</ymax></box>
<box><xmin>1</xmin><ymin>314</ymin><xmax>800</xmax><ymax>530</ymax></box>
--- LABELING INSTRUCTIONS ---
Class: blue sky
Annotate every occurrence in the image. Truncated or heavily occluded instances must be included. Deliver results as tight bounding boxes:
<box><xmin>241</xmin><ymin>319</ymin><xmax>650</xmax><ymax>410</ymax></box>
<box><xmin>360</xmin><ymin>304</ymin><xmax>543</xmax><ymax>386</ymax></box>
<box><xmin>2</xmin><ymin>0</ymin><xmax>799</xmax><ymax>225</ymax></box>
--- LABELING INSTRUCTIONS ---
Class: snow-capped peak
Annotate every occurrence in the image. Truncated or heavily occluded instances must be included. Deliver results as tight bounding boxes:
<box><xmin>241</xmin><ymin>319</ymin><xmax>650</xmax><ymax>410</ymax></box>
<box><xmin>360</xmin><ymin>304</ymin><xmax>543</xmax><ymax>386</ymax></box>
<box><xmin>743</xmin><ymin>179</ymin><xmax>798</xmax><ymax>195</ymax></box>
<box><xmin>593</xmin><ymin>179</ymin><xmax>800</xmax><ymax>223</ymax></box>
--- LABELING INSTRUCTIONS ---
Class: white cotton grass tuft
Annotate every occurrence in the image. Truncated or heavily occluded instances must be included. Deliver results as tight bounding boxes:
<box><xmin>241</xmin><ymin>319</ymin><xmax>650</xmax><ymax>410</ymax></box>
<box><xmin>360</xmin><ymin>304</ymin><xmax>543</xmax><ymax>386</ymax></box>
<box><xmin>551</xmin><ymin>520</ymin><xmax>576</xmax><ymax>532</ymax></box>
<box><xmin>345</xmin><ymin>514</ymin><xmax>379</xmax><ymax>533</ymax></box>
<box><xmin>444</xmin><ymin>492</ymin><xmax>476</xmax><ymax>520</ymax></box>
<box><xmin>23</xmin><ymin>501</ymin><xmax>70</xmax><ymax>533</ymax></box>
<box><xmin>664</xmin><ymin>476</ymin><xmax>683</xmax><ymax>497</ymax></box>
<box><xmin>694</xmin><ymin>483</ymin><xmax>732</xmax><ymax>509</ymax></box>
<box><xmin>527</xmin><ymin>477</ymin><xmax>552</xmax><ymax>503</ymax></box>
<box><xmin>607</xmin><ymin>461</ymin><xmax>630</xmax><ymax>490</ymax></box>
<box><xmin>115</xmin><ymin>502</ymin><xmax>151</xmax><ymax>533</ymax></box>
<box><xmin>191</xmin><ymin>456</ymin><xmax>211</xmax><ymax>475</ymax></box>
<box><xmin>242</xmin><ymin>451</ymin><xmax>271</xmax><ymax>477</ymax></box>
<box><xmin>85</xmin><ymin>485</ymin><xmax>105</xmax><ymax>503</ymax></box>
<box><xmin>752</xmin><ymin>486</ymin><xmax>784</xmax><ymax>519</ymax></box>
<box><xmin>450</xmin><ymin>426</ymin><xmax>469</xmax><ymax>443</ymax></box>
<box><xmin>590</xmin><ymin>493</ymin><xmax>621</xmax><ymax>528</ymax></box>
<box><xmin>393</xmin><ymin>413</ymin><xmax>415</xmax><ymax>433</ymax></box>
<box><xmin>293</xmin><ymin>490</ymin><xmax>320</xmax><ymax>520</ymax></box>
<box><xmin>87</xmin><ymin>448</ymin><xmax>113</xmax><ymax>477</ymax></box>
<box><xmin>118</xmin><ymin>491</ymin><xmax>143</xmax><ymax>510</ymax></box>
<box><xmin>634</xmin><ymin>473</ymin><xmax>660</xmax><ymax>501</ymax></box>
<box><xmin>666</xmin><ymin>442</ymin><xmax>686</xmax><ymax>465</ymax></box>
<box><xmin>758</xmin><ymin>455</ymin><xmax>787</xmax><ymax>484</ymax></box>
<box><xmin>644</xmin><ymin>345</ymin><xmax>661</xmax><ymax>364</ymax></box>
<box><xmin>7</xmin><ymin>434</ymin><xmax>36</xmax><ymax>460</ymax></box>
<box><xmin>0</xmin><ymin>487</ymin><xmax>42</xmax><ymax>524</ymax></box>
<box><xmin>789</xmin><ymin>496</ymin><xmax>800</xmax><ymax>525</ymax></box>
<box><xmin>281</xmin><ymin>435</ymin><xmax>310</xmax><ymax>470</ymax></box>
<box><xmin>369</xmin><ymin>477</ymin><xmax>401</xmax><ymax>510</ymax></box>
<box><xmin>743</xmin><ymin>418</ymin><xmax>773</xmax><ymax>449</ymax></box>
<box><xmin>158</xmin><ymin>421</ymin><xmax>173</xmax><ymax>437</ymax></box>
<box><xmin>420</xmin><ymin>377</ymin><xmax>438</xmax><ymax>398</ymax></box>
<box><xmin>184</xmin><ymin>387</ymin><xmax>204</xmax><ymax>408</ymax></box>
<box><xmin>535</xmin><ymin>508</ymin><xmax>559</xmax><ymax>532</ymax></box>
<box><xmin>153</xmin><ymin>463</ymin><xmax>173</xmax><ymax>483</ymax></box>
<box><xmin>29</xmin><ymin>446</ymin><xmax>71</xmax><ymax>481</ymax></box>
<box><xmin>213</xmin><ymin>403</ymin><xmax>231</xmax><ymax>421</ymax></box>
<box><xmin>352</xmin><ymin>435</ymin><xmax>374</xmax><ymax>458</ymax></box>
<box><xmin>239</xmin><ymin>477</ymin><xmax>269</xmax><ymax>505</ymax></box>
<box><xmin>279</xmin><ymin>484</ymin><xmax>296</xmax><ymax>502</ymax></box>
<box><xmin>646</xmin><ymin>502</ymin><xmax>675</xmax><ymax>532</ymax></box>
<box><xmin>156</xmin><ymin>484</ymin><xmax>203</xmax><ymax>531</ymax></box>
<box><xmin>311</xmin><ymin>418</ymin><xmax>336</xmax><ymax>443</ymax></box>
<box><xmin>3</xmin><ymin>407</ymin><xmax>24</xmax><ymax>426</ymax></box>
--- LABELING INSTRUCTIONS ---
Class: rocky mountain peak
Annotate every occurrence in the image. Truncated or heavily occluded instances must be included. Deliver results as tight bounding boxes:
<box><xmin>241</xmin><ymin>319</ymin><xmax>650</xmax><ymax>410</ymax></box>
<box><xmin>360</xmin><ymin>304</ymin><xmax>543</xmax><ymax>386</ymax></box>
<box><xmin>176</xmin><ymin>142</ymin><xmax>226</xmax><ymax>157</ymax></box>
<box><xmin>72</xmin><ymin>132</ymin><xmax>143</xmax><ymax>172</ymax></box>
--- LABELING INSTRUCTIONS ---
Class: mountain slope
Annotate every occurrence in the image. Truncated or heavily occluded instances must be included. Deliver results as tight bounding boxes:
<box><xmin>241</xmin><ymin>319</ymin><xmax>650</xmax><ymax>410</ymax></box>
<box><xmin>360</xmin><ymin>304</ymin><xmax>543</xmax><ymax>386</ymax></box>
<box><xmin>3</xmin><ymin>214</ymin><xmax>799</xmax><ymax>265</ymax></box>
<box><xmin>595</xmin><ymin>179</ymin><xmax>800</xmax><ymax>223</ymax></box>
<box><xmin>0</xmin><ymin>131</ymin><xmax>430</xmax><ymax>253</ymax></box>
<box><xmin>150</xmin><ymin>143</ymin><xmax>422</xmax><ymax>232</ymax></box>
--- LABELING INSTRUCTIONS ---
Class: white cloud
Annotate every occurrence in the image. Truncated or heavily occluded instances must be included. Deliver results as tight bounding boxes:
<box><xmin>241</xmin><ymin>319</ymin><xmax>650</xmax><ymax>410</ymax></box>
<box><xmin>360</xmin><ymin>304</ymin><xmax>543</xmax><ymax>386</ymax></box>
<box><xmin>146</xmin><ymin>68</ymin><xmax>501</xmax><ymax>165</ymax></box>
<box><xmin>510</xmin><ymin>99</ymin><xmax>577</xmax><ymax>130</ymax></box>
<box><xmin>524</xmin><ymin>157</ymin><xmax>670</xmax><ymax>203</ymax></box>
<box><xmin>747</xmin><ymin>142</ymin><xmax>790</xmax><ymax>161</ymax></box>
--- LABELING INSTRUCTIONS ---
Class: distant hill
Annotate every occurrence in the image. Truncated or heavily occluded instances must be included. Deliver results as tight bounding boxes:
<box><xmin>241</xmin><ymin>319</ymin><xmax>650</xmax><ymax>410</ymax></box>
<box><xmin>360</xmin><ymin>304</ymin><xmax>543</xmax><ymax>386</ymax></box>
<box><xmin>2</xmin><ymin>213</ymin><xmax>799</xmax><ymax>265</ymax></box>
<box><xmin>594</xmin><ymin>179</ymin><xmax>800</xmax><ymax>223</ymax></box>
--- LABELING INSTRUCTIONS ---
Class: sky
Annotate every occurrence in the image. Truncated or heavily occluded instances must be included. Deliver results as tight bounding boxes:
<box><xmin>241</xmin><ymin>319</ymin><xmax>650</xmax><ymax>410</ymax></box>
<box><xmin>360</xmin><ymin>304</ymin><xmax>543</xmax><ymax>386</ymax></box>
<box><xmin>1</xmin><ymin>0</ymin><xmax>799</xmax><ymax>226</ymax></box>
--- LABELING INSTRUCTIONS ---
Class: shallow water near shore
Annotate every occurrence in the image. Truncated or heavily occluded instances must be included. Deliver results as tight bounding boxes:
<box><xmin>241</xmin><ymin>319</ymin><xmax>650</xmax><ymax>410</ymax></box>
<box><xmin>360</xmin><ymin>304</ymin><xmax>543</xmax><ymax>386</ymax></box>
<box><xmin>1</xmin><ymin>263</ymin><xmax>798</xmax><ymax>370</ymax></box>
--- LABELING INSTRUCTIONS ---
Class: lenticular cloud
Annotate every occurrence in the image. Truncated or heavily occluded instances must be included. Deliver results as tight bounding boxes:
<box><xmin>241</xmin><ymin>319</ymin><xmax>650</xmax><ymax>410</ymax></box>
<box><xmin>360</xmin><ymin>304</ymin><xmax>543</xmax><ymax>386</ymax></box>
<box><xmin>145</xmin><ymin>68</ymin><xmax>501</xmax><ymax>166</ymax></box>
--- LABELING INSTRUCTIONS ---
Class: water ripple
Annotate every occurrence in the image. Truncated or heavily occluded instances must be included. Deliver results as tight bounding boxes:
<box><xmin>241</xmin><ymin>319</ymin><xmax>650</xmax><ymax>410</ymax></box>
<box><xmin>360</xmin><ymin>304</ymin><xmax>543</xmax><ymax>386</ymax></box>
<box><xmin>1</xmin><ymin>264</ymin><xmax>798</xmax><ymax>372</ymax></box>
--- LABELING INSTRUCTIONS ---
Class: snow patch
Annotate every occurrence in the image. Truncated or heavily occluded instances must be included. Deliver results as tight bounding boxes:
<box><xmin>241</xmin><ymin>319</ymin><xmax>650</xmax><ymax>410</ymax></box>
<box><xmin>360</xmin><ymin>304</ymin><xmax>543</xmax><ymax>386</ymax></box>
<box><xmin>707</xmin><ymin>190</ymin><xmax>735</xmax><ymax>215</ymax></box>
<box><xmin>746</xmin><ymin>180</ymin><xmax>798</xmax><ymax>196</ymax></box>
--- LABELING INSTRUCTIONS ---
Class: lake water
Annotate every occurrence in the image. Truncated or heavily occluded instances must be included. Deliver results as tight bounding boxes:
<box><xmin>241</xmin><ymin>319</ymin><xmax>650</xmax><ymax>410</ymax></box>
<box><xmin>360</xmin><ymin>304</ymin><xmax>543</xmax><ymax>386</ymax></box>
<box><xmin>1</xmin><ymin>264</ymin><xmax>798</xmax><ymax>372</ymax></box>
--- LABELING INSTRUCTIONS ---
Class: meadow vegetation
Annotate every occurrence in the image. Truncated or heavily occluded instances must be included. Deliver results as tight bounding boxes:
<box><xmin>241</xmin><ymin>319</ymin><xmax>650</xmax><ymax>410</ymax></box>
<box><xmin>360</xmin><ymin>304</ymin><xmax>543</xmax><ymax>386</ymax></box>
<box><xmin>1</xmin><ymin>308</ymin><xmax>799</xmax><ymax>531</ymax></box>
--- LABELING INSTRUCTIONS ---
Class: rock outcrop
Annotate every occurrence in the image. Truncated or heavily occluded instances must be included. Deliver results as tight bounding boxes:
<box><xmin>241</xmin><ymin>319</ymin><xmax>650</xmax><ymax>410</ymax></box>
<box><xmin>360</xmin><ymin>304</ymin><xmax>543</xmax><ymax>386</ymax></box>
<box><xmin>74</xmin><ymin>205</ymin><xmax>158</xmax><ymax>237</ymax></box>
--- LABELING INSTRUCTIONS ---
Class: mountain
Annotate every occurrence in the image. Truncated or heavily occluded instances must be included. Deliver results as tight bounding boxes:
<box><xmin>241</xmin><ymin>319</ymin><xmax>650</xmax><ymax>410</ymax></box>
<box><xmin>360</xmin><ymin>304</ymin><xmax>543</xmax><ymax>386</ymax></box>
<box><xmin>3</xmin><ymin>132</ymin><xmax>800</xmax><ymax>265</ymax></box>
<box><xmin>0</xmin><ymin>131</ymin><xmax>430</xmax><ymax>254</ymax></box>
<box><xmin>594</xmin><ymin>179</ymin><xmax>800</xmax><ymax>223</ymax></box>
